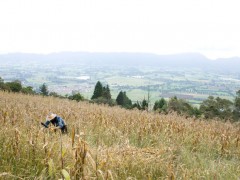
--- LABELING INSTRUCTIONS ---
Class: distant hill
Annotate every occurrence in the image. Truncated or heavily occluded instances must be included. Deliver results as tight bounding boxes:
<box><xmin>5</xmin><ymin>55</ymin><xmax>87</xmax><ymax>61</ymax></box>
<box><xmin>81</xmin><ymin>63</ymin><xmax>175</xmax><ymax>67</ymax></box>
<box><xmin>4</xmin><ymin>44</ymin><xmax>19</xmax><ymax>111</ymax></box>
<box><xmin>1</xmin><ymin>52</ymin><xmax>240</xmax><ymax>72</ymax></box>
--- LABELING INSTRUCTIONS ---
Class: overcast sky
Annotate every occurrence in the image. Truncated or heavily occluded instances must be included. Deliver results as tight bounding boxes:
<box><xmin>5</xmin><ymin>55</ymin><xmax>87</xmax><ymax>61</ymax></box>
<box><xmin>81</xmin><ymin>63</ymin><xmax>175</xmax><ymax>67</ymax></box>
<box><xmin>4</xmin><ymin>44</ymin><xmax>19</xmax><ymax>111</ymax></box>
<box><xmin>0</xmin><ymin>0</ymin><xmax>240</xmax><ymax>59</ymax></box>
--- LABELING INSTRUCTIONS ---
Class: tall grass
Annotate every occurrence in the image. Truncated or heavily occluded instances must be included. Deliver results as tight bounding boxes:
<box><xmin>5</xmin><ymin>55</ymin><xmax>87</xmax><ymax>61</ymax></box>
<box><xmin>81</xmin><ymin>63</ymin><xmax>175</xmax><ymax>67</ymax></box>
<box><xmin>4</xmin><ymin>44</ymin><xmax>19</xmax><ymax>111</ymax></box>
<box><xmin>0</xmin><ymin>91</ymin><xmax>240</xmax><ymax>179</ymax></box>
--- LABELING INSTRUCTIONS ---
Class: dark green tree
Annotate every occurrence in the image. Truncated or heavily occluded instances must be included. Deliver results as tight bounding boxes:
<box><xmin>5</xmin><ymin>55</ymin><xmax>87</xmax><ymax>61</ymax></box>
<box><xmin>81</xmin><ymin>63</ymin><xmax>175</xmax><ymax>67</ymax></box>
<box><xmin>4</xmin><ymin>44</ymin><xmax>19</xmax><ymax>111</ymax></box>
<box><xmin>132</xmin><ymin>99</ymin><xmax>148</xmax><ymax>111</ymax></box>
<box><xmin>215</xmin><ymin>97</ymin><xmax>233</xmax><ymax>120</ymax></box>
<box><xmin>49</xmin><ymin>92</ymin><xmax>61</xmax><ymax>97</ymax></box>
<box><xmin>168</xmin><ymin>96</ymin><xmax>181</xmax><ymax>113</ymax></box>
<box><xmin>21</xmin><ymin>86</ymin><xmax>35</xmax><ymax>94</ymax></box>
<box><xmin>102</xmin><ymin>85</ymin><xmax>111</xmax><ymax>100</ymax></box>
<box><xmin>199</xmin><ymin>96</ymin><xmax>216</xmax><ymax>119</ymax></box>
<box><xmin>153</xmin><ymin>98</ymin><xmax>167</xmax><ymax>113</ymax></box>
<box><xmin>168</xmin><ymin>96</ymin><xmax>197</xmax><ymax>117</ymax></box>
<box><xmin>92</xmin><ymin>97</ymin><xmax>116</xmax><ymax>106</ymax></box>
<box><xmin>91</xmin><ymin>82</ymin><xmax>115</xmax><ymax>106</ymax></box>
<box><xmin>233</xmin><ymin>90</ymin><xmax>240</xmax><ymax>121</ymax></box>
<box><xmin>68</xmin><ymin>93</ymin><xmax>84</xmax><ymax>102</ymax></box>
<box><xmin>116</xmin><ymin>91</ymin><xmax>124</xmax><ymax>105</ymax></box>
<box><xmin>5</xmin><ymin>80</ymin><xmax>22</xmax><ymax>92</ymax></box>
<box><xmin>200</xmin><ymin>96</ymin><xmax>233</xmax><ymax>120</ymax></box>
<box><xmin>0</xmin><ymin>77</ymin><xmax>4</xmax><ymax>89</ymax></box>
<box><xmin>141</xmin><ymin>99</ymin><xmax>148</xmax><ymax>110</ymax></box>
<box><xmin>116</xmin><ymin>91</ymin><xmax>132</xmax><ymax>109</ymax></box>
<box><xmin>132</xmin><ymin>101</ymin><xmax>142</xmax><ymax>110</ymax></box>
<box><xmin>91</xmin><ymin>81</ymin><xmax>103</xmax><ymax>100</ymax></box>
<box><xmin>0</xmin><ymin>77</ymin><xmax>7</xmax><ymax>90</ymax></box>
<box><xmin>122</xmin><ymin>92</ymin><xmax>132</xmax><ymax>109</ymax></box>
<box><xmin>39</xmin><ymin>83</ymin><xmax>49</xmax><ymax>96</ymax></box>
<box><xmin>189</xmin><ymin>107</ymin><xmax>202</xmax><ymax>118</ymax></box>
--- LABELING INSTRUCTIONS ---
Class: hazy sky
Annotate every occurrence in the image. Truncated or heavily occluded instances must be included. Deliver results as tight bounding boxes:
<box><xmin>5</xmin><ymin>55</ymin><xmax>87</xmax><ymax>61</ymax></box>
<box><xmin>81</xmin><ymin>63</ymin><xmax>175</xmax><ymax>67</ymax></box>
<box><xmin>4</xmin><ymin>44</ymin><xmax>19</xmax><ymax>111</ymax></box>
<box><xmin>0</xmin><ymin>0</ymin><xmax>240</xmax><ymax>59</ymax></box>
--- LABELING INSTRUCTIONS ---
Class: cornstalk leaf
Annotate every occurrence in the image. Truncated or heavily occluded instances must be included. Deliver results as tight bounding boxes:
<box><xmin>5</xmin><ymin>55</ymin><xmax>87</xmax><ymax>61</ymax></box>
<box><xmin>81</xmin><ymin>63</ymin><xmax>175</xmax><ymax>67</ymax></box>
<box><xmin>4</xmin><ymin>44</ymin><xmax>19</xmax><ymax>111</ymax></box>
<box><xmin>61</xmin><ymin>169</ymin><xmax>71</xmax><ymax>180</ymax></box>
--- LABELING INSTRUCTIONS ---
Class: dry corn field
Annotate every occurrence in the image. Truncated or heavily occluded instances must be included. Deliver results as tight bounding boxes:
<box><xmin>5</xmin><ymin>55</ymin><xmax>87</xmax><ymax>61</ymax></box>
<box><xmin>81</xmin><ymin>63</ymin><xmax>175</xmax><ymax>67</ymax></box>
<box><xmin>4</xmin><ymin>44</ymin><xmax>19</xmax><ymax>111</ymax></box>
<box><xmin>0</xmin><ymin>91</ymin><xmax>240</xmax><ymax>179</ymax></box>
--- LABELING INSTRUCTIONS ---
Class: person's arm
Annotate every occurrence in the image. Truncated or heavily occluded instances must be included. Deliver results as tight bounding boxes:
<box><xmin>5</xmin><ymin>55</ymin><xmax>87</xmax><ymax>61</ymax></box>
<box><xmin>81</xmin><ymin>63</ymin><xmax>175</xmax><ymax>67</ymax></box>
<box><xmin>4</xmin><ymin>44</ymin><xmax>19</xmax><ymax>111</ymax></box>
<box><xmin>42</xmin><ymin>120</ymin><xmax>51</xmax><ymax>128</ymax></box>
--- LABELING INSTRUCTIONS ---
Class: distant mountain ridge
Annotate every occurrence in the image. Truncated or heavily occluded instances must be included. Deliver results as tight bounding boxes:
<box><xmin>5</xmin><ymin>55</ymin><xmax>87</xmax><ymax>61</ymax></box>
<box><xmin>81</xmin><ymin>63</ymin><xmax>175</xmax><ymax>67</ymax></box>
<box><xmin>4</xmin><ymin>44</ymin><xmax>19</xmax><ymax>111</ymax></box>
<box><xmin>1</xmin><ymin>52</ymin><xmax>240</xmax><ymax>72</ymax></box>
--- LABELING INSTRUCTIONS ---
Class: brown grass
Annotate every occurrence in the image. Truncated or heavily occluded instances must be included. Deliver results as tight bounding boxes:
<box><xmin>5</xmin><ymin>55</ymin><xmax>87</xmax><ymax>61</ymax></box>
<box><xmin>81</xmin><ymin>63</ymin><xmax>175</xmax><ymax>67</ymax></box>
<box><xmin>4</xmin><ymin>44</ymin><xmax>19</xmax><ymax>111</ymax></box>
<box><xmin>0</xmin><ymin>91</ymin><xmax>240</xmax><ymax>179</ymax></box>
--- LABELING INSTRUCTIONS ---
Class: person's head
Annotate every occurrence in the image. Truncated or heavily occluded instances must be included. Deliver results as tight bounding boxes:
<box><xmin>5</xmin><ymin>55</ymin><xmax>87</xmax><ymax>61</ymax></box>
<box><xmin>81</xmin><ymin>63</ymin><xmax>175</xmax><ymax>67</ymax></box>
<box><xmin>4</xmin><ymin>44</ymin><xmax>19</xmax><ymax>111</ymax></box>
<box><xmin>46</xmin><ymin>113</ymin><xmax>57</xmax><ymax>121</ymax></box>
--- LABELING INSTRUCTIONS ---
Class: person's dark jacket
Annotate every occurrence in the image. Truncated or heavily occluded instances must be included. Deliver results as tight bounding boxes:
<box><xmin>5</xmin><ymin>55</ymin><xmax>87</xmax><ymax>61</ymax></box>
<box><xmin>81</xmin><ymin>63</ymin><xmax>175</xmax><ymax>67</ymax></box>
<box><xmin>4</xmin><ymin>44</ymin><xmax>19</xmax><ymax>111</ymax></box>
<box><xmin>44</xmin><ymin>116</ymin><xmax>66</xmax><ymax>128</ymax></box>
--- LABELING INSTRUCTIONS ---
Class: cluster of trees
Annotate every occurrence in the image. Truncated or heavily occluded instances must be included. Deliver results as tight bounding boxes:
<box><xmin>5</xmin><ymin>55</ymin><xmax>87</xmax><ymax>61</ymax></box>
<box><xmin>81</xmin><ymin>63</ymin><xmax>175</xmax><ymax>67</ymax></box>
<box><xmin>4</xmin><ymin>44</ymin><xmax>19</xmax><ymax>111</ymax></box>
<box><xmin>0</xmin><ymin>78</ymin><xmax>53</xmax><ymax>96</ymax></box>
<box><xmin>0</xmin><ymin>77</ymin><xmax>84</xmax><ymax>102</ymax></box>
<box><xmin>1</xmin><ymin>77</ymin><xmax>239</xmax><ymax>121</ymax></box>
<box><xmin>91</xmin><ymin>81</ymin><xmax>240</xmax><ymax>121</ymax></box>
<box><xmin>91</xmin><ymin>81</ymin><xmax>115</xmax><ymax>105</ymax></box>
<box><xmin>154</xmin><ymin>97</ymin><xmax>201</xmax><ymax>117</ymax></box>
<box><xmin>200</xmin><ymin>93</ymin><xmax>240</xmax><ymax>121</ymax></box>
<box><xmin>153</xmin><ymin>93</ymin><xmax>240</xmax><ymax>121</ymax></box>
<box><xmin>91</xmin><ymin>81</ymin><xmax>149</xmax><ymax>110</ymax></box>
<box><xmin>0</xmin><ymin>77</ymin><xmax>35</xmax><ymax>94</ymax></box>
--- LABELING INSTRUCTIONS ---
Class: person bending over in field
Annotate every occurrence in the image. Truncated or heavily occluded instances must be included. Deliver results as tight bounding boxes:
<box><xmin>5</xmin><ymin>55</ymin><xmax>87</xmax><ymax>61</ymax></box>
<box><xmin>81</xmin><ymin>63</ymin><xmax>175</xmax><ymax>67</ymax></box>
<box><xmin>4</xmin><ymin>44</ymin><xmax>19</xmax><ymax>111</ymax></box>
<box><xmin>42</xmin><ymin>113</ymin><xmax>68</xmax><ymax>134</ymax></box>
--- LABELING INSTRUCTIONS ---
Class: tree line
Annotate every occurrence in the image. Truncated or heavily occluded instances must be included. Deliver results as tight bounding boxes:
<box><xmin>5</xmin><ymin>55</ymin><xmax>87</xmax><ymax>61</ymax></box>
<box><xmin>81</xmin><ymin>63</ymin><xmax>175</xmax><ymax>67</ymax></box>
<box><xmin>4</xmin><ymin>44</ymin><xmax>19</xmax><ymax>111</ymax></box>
<box><xmin>0</xmin><ymin>77</ymin><xmax>239</xmax><ymax>121</ymax></box>
<box><xmin>0</xmin><ymin>77</ymin><xmax>84</xmax><ymax>102</ymax></box>
<box><xmin>90</xmin><ymin>81</ymin><xmax>240</xmax><ymax>122</ymax></box>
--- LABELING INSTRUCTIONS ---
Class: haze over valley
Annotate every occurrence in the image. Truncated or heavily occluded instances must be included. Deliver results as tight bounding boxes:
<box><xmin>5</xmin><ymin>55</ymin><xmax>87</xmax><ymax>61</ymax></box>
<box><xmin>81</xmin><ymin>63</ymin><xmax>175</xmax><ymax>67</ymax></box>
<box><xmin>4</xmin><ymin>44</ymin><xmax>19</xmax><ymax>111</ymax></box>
<box><xmin>1</xmin><ymin>52</ymin><xmax>240</xmax><ymax>106</ymax></box>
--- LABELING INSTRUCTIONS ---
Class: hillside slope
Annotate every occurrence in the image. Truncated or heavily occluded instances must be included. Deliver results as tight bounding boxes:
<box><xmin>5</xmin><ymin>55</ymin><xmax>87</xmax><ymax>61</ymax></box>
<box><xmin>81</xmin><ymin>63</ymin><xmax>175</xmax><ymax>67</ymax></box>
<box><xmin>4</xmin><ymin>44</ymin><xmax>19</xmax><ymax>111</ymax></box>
<box><xmin>0</xmin><ymin>92</ymin><xmax>240</xmax><ymax>179</ymax></box>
